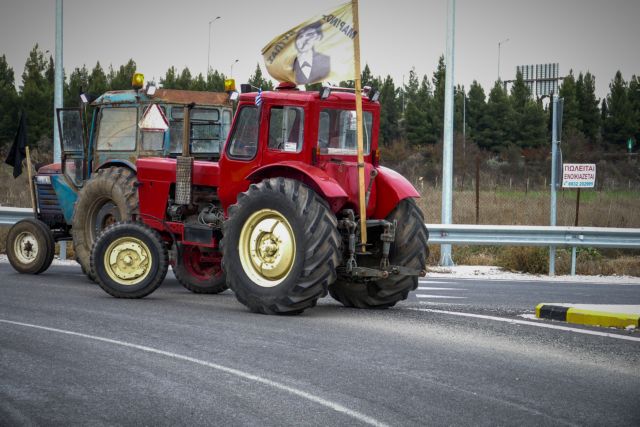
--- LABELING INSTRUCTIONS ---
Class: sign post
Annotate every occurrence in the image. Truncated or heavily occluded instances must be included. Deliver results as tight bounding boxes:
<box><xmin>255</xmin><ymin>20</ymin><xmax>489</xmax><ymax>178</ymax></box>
<box><xmin>562</xmin><ymin>163</ymin><xmax>596</xmax><ymax>275</ymax></box>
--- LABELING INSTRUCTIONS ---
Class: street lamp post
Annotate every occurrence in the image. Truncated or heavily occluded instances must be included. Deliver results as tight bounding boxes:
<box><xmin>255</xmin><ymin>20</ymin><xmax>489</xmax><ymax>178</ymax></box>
<box><xmin>230</xmin><ymin>59</ymin><xmax>239</xmax><ymax>78</ymax></box>
<box><xmin>497</xmin><ymin>38</ymin><xmax>510</xmax><ymax>80</ymax></box>
<box><xmin>207</xmin><ymin>16</ymin><xmax>221</xmax><ymax>76</ymax></box>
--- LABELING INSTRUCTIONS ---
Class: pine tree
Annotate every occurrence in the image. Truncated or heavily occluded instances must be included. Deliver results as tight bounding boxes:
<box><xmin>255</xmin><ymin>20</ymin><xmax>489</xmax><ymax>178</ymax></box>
<box><xmin>248</xmin><ymin>63</ymin><xmax>273</xmax><ymax>90</ymax></box>
<box><xmin>109</xmin><ymin>59</ymin><xmax>137</xmax><ymax>90</ymax></box>
<box><xmin>176</xmin><ymin>67</ymin><xmax>193</xmax><ymax>90</ymax></box>
<box><xmin>160</xmin><ymin>66</ymin><xmax>179</xmax><ymax>89</ymax></box>
<box><xmin>405</xmin><ymin>73</ymin><xmax>435</xmax><ymax>146</ymax></box>
<box><xmin>361</xmin><ymin>64</ymin><xmax>373</xmax><ymax>87</ymax></box>
<box><xmin>206</xmin><ymin>70</ymin><xmax>226</xmax><ymax>92</ymax></box>
<box><xmin>510</xmin><ymin>70</ymin><xmax>546</xmax><ymax>148</ymax></box>
<box><xmin>603</xmin><ymin>71</ymin><xmax>634</xmax><ymax>148</ymax></box>
<box><xmin>576</xmin><ymin>72</ymin><xmax>601</xmax><ymax>143</ymax></box>
<box><xmin>378</xmin><ymin>75</ymin><xmax>400</xmax><ymax>146</ymax></box>
<box><xmin>20</xmin><ymin>44</ymin><xmax>53</xmax><ymax>146</ymax></box>
<box><xmin>190</xmin><ymin>73</ymin><xmax>207</xmax><ymax>91</ymax></box>
<box><xmin>431</xmin><ymin>55</ymin><xmax>446</xmax><ymax>140</ymax></box>
<box><xmin>559</xmin><ymin>70</ymin><xmax>580</xmax><ymax>135</ymax></box>
<box><xmin>64</xmin><ymin>66</ymin><xmax>89</xmax><ymax>107</ymax></box>
<box><xmin>0</xmin><ymin>54</ymin><xmax>19</xmax><ymax>150</ymax></box>
<box><xmin>628</xmin><ymin>75</ymin><xmax>640</xmax><ymax>146</ymax></box>
<box><xmin>404</xmin><ymin>70</ymin><xmax>424</xmax><ymax>145</ymax></box>
<box><xmin>475</xmin><ymin>81</ymin><xmax>513</xmax><ymax>152</ymax></box>
<box><xmin>88</xmin><ymin>61</ymin><xmax>108</xmax><ymax>96</ymax></box>
<box><xmin>466</xmin><ymin>80</ymin><xmax>485</xmax><ymax>142</ymax></box>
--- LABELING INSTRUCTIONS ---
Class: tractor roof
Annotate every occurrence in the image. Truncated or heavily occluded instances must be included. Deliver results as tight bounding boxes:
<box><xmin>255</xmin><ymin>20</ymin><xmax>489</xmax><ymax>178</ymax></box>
<box><xmin>92</xmin><ymin>88</ymin><xmax>231</xmax><ymax>107</ymax></box>
<box><xmin>239</xmin><ymin>89</ymin><xmax>379</xmax><ymax>107</ymax></box>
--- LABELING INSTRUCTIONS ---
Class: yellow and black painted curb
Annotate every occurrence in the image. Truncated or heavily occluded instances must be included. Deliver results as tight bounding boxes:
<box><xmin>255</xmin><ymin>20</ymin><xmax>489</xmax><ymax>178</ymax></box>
<box><xmin>536</xmin><ymin>304</ymin><xmax>640</xmax><ymax>329</ymax></box>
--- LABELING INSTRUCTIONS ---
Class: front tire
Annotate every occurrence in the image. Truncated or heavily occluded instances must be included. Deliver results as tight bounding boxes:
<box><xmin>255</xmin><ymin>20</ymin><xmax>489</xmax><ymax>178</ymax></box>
<box><xmin>6</xmin><ymin>218</ymin><xmax>55</xmax><ymax>274</ymax></box>
<box><xmin>329</xmin><ymin>198</ymin><xmax>429</xmax><ymax>309</ymax></box>
<box><xmin>91</xmin><ymin>222</ymin><xmax>168</xmax><ymax>298</ymax></box>
<box><xmin>222</xmin><ymin>178</ymin><xmax>340</xmax><ymax>315</ymax></box>
<box><xmin>72</xmin><ymin>167</ymin><xmax>139</xmax><ymax>281</ymax></box>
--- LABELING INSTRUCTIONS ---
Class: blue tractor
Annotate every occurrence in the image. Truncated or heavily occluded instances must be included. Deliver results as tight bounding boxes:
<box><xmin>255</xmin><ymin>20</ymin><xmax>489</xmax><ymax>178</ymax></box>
<box><xmin>6</xmin><ymin>77</ymin><xmax>234</xmax><ymax>294</ymax></box>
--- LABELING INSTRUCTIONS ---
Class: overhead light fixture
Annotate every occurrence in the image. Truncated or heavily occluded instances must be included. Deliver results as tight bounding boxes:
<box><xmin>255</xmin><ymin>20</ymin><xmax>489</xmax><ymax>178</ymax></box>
<box><xmin>146</xmin><ymin>83</ymin><xmax>157</xmax><ymax>96</ymax></box>
<box><xmin>319</xmin><ymin>86</ymin><xmax>331</xmax><ymax>99</ymax></box>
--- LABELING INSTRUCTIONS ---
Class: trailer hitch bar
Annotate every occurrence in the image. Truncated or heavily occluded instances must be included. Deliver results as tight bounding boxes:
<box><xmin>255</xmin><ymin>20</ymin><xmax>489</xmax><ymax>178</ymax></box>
<box><xmin>349</xmin><ymin>266</ymin><xmax>427</xmax><ymax>279</ymax></box>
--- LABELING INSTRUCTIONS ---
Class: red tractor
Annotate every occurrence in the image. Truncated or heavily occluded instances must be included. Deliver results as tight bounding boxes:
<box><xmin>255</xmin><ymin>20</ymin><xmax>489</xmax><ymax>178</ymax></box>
<box><xmin>90</xmin><ymin>83</ymin><xmax>429</xmax><ymax>314</ymax></box>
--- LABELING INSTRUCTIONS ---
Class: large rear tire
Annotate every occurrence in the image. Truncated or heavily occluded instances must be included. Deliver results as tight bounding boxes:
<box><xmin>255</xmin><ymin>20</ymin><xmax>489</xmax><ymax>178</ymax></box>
<box><xmin>222</xmin><ymin>178</ymin><xmax>340</xmax><ymax>315</ymax></box>
<box><xmin>329</xmin><ymin>198</ymin><xmax>429</xmax><ymax>309</ymax></box>
<box><xmin>91</xmin><ymin>222</ymin><xmax>168</xmax><ymax>299</ymax></box>
<box><xmin>6</xmin><ymin>218</ymin><xmax>55</xmax><ymax>274</ymax></box>
<box><xmin>72</xmin><ymin>167</ymin><xmax>139</xmax><ymax>281</ymax></box>
<box><xmin>173</xmin><ymin>244</ymin><xmax>228</xmax><ymax>294</ymax></box>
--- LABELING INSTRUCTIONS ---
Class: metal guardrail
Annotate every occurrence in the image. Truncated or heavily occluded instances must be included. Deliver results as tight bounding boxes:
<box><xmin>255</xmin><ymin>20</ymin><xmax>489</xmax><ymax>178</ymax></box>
<box><xmin>426</xmin><ymin>224</ymin><xmax>640</xmax><ymax>249</ymax></box>
<box><xmin>2</xmin><ymin>208</ymin><xmax>638</xmax><ymax>275</ymax></box>
<box><xmin>426</xmin><ymin>223</ymin><xmax>640</xmax><ymax>276</ymax></box>
<box><xmin>0</xmin><ymin>207</ymin><xmax>33</xmax><ymax>225</ymax></box>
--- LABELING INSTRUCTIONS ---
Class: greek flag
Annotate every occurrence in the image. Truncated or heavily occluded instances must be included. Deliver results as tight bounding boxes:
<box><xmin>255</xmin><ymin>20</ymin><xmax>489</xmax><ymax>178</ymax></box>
<box><xmin>255</xmin><ymin>88</ymin><xmax>263</xmax><ymax>106</ymax></box>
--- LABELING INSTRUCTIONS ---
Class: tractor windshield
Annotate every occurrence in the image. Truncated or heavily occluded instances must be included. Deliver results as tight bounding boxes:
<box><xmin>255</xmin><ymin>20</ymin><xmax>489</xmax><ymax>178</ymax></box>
<box><xmin>318</xmin><ymin>109</ymin><xmax>372</xmax><ymax>156</ymax></box>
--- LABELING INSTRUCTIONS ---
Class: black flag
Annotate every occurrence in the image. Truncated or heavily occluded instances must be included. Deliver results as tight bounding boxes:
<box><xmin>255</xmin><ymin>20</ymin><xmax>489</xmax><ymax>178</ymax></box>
<box><xmin>5</xmin><ymin>111</ymin><xmax>27</xmax><ymax>178</ymax></box>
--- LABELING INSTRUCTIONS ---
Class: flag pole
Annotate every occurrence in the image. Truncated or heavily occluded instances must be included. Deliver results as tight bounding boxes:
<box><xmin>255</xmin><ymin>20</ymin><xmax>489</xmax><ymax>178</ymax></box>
<box><xmin>351</xmin><ymin>0</ymin><xmax>367</xmax><ymax>252</ymax></box>
<box><xmin>25</xmin><ymin>146</ymin><xmax>37</xmax><ymax>215</ymax></box>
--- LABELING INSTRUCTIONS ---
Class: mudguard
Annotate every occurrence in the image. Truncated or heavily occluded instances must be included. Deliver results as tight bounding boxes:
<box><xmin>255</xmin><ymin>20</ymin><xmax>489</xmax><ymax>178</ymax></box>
<box><xmin>373</xmin><ymin>166</ymin><xmax>420</xmax><ymax>219</ymax></box>
<box><xmin>245</xmin><ymin>161</ymin><xmax>349</xmax><ymax>213</ymax></box>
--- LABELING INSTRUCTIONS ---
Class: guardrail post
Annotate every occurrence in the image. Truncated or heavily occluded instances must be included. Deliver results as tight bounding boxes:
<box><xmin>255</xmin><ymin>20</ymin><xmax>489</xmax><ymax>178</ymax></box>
<box><xmin>571</xmin><ymin>246</ymin><xmax>577</xmax><ymax>276</ymax></box>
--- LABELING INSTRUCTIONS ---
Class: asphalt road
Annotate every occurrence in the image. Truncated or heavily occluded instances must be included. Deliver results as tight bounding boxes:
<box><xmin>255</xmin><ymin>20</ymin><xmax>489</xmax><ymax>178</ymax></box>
<box><xmin>1</xmin><ymin>262</ymin><xmax>639</xmax><ymax>426</ymax></box>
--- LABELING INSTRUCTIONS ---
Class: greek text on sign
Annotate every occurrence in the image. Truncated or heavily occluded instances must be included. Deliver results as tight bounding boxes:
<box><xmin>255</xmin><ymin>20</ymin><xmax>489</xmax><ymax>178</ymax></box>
<box><xmin>562</xmin><ymin>163</ymin><xmax>596</xmax><ymax>188</ymax></box>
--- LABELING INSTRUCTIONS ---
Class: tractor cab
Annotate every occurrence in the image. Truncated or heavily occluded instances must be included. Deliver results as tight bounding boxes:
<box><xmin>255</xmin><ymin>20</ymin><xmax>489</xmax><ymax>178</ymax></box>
<box><xmin>217</xmin><ymin>84</ymin><xmax>382</xmax><ymax>215</ymax></box>
<box><xmin>56</xmin><ymin>87</ymin><xmax>233</xmax><ymax>191</ymax></box>
<box><xmin>27</xmin><ymin>74</ymin><xmax>234</xmax><ymax>278</ymax></box>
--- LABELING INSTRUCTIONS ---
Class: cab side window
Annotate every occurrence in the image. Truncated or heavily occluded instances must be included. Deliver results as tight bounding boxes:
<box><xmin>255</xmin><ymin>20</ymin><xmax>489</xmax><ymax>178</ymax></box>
<box><xmin>268</xmin><ymin>106</ymin><xmax>304</xmax><ymax>153</ymax></box>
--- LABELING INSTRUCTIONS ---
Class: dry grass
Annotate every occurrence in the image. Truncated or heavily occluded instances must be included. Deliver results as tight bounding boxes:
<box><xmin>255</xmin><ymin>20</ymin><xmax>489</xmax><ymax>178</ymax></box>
<box><xmin>417</xmin><ymin>186</ymin><xmax>640</xmax><ymax>227</ymax></box>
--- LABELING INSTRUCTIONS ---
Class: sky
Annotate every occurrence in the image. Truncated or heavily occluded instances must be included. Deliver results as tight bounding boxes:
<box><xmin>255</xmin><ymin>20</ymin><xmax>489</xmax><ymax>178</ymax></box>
<box><xmin>0</xmin><ymin>0</ymin><xmax>639</xmax><ymax>100</ymax></box>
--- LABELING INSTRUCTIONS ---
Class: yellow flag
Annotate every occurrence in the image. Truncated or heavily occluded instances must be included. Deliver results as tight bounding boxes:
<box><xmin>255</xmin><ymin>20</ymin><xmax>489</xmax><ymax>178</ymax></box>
<box><xmin>262</xmin><ymin>2</ymin><xmax>356</xmax><ymax>86</ymax></box>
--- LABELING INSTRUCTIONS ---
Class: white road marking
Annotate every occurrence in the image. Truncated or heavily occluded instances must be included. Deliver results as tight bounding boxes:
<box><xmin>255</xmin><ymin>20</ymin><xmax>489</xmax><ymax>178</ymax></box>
<box><xmin>409</xmin><ymin>308</ymin><xmax>640</xmax><ymax>343</ymax></box>
<box><xmin>417</xmin><ymin>287</ymin><xmax>466</xmax><ymax>291</ymax></box>
<box><xmin>0</xmin><ymin>319</ymin><xmax>388</xmax><ymax>427</ymax></box>
<box><xmin>418</xmin><ymin>280</ymin><xmax>453</xmax><ymax>284</ymax></box>
<box><xmin>416</xmin><ymin>295</ymin><xmax>467</xmax><ymax>299</ymax></box>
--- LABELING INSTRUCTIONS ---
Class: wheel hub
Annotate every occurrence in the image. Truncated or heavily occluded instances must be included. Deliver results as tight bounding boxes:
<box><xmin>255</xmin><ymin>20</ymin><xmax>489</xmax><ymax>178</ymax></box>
<box><xmin>14</xmin><ymin>232</ymin><xmax>39</xmax><ymax>264</ymax></box>
<box><xmin>103</xmin><ymin>237</ymin><xmax>152</xmax><ymax>285</ymax></box>
<box><xmin>239</xmin><ymin>209</ymin><xmax>295</xmax><ymax>287</ymax></box>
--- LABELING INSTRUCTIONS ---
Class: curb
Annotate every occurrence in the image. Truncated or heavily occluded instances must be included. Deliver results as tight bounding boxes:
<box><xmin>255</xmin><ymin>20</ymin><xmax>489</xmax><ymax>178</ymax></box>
<box><xmin>536</xmin><ymin>304</ymin><xmax>640</xmax><ymax>329</ymax></box>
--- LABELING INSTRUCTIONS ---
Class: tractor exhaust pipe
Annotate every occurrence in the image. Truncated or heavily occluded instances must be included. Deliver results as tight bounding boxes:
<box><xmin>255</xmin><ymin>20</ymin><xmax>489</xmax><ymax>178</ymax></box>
<box><xmin>176</xmin><ymin>103</ymin><xmax>195</xmax><ymax>205</ymax></box>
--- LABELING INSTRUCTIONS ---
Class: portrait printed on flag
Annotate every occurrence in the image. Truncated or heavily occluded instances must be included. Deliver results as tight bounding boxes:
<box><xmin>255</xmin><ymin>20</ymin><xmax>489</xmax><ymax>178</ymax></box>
<box><xmin>292</xmin><ymin>22</ymin><xmax>330</xmax><ymax>85</ymax></box>
<box><xmin>262</xmin><ymin>2</ymin><xmax>356</xmax><ymax>86</ymax></box>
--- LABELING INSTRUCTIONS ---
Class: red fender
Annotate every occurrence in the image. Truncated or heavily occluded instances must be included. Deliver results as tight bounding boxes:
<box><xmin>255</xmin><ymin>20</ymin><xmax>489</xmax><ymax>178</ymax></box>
<box><xmin>245</xmin><ymin>161</ymin><xmax>349</xmax><ymax>213</ymax></box>
<box><xmin>373</xmin><ymin>166</ymin><xmax>421</xmax><ymax>219</ymax></box>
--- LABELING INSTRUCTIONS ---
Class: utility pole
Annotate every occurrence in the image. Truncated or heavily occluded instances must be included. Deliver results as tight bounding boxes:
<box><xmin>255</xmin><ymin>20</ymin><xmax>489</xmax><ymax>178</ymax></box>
<box><xmin>207</xmin><ymin>16</ymin><xmax>220</xmax><ymax>76</ymax></box>
<box><xmin>497</xmin><ymin>38</ymin><xmax>509</xmax><ymax>80</ymax></box>
<box><xmin>440</xmin><ymin>0</ymin><xmax>456</xmax><ymax>267</ymax></box>
<box><xmin>549</xmin><ymin>93</ymin><xmax>559</xmax><ymax>275</ymax></box>
<box><xmin>54</xmin><ymin>0</ymin><xmax>66</xmax><ymax>260</ymax></box>
<box><xmin>230</xmin><ymin>59</ymin><xmax>239</xmax><ymax>78</ymax></box>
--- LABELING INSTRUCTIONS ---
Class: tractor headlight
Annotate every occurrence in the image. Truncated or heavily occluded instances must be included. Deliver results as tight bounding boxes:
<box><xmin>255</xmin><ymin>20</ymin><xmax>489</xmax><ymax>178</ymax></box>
<box><xmin>35</xmin><ymin>175</ymin><xmax>51</xmax><ymax>185</ymax></box>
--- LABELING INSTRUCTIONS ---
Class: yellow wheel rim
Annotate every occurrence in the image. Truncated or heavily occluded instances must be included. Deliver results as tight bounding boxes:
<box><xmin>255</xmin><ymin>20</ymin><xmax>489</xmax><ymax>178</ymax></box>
<box><xmin>239</xmin><ymin>209</ymin><xmax>296</xmax><ymax>288</ymax></box>
<box><xmin>103</xmin><ymin>237</ymin><xmax>153</xmax><ymax>286</ymax></box>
